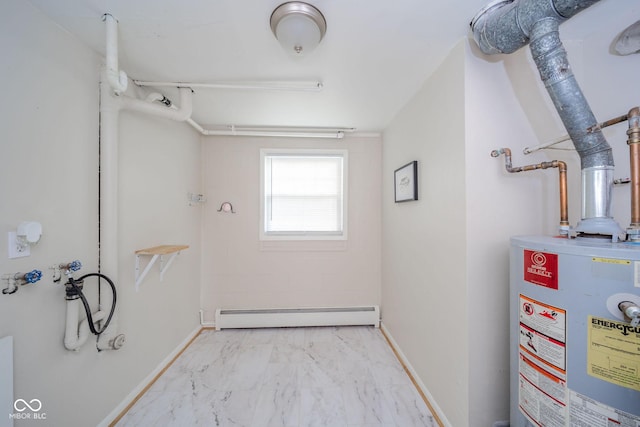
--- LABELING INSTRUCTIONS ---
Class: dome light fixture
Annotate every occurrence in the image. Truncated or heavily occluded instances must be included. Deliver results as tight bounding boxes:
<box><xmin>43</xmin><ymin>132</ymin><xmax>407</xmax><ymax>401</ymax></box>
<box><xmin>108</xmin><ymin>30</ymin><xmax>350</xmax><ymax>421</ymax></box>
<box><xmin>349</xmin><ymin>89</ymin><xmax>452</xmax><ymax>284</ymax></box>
<box><xmin>270</xmin><ymin>2</ymin><xmax>327</xmax><ymax>56</ymax></box>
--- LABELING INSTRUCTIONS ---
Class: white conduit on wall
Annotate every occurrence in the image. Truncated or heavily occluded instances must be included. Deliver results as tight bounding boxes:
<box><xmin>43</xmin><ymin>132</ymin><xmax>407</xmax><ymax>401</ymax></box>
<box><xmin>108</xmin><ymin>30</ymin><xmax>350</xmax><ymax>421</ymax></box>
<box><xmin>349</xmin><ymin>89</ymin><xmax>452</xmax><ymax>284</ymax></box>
<box><xmin>97</xmin><ymin>72</ymin><xmax>121</xmax><ymax>351</ymax></box>
<box><xmin>93</xmin><ymin>14</ymin><xmax>194</xmax><ymax>352</ymax></box>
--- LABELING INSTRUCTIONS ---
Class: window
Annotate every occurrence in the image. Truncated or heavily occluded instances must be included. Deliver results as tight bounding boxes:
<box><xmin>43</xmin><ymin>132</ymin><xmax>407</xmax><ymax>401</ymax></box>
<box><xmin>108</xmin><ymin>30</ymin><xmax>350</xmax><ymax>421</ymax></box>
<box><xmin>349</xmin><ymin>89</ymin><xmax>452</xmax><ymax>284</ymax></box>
<box><xmin>261</xmin><ymin>149</ymin><xmax>347</xmax><ymax>240</ymax></box>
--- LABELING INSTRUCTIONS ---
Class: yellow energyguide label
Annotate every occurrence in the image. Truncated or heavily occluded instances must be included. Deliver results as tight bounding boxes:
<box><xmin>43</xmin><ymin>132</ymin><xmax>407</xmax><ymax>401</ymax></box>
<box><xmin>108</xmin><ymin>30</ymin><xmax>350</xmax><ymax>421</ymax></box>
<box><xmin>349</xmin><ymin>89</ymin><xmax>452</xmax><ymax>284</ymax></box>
<box><xmin>591</xmin><ymin>257</ymin><xmax>631</xmax><ymax>265</ymax></box>
<box><xmin>588</xmin><ymin>316</ymin><xmax>640</xmax><ymax>391</ymax></box>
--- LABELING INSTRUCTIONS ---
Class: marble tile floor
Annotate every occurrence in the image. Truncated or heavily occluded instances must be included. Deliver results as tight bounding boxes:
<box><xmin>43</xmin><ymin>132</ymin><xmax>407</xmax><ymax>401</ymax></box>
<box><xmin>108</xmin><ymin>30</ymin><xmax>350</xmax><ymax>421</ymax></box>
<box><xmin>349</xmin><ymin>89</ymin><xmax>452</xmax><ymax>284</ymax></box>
<box><xmin>116</xmin><ymin>326</ymin><xmax>438</xmax><ymax>427</ymax></box>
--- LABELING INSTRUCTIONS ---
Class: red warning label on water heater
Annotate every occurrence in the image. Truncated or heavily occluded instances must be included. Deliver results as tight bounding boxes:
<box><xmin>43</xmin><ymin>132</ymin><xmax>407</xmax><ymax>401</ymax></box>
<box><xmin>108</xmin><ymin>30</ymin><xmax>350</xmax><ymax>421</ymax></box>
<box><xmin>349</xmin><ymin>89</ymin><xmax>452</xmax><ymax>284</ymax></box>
<box><xmin>524</xmin><ymin>250</ymin><xmax>558</xmax><ymax>290</ymax></box>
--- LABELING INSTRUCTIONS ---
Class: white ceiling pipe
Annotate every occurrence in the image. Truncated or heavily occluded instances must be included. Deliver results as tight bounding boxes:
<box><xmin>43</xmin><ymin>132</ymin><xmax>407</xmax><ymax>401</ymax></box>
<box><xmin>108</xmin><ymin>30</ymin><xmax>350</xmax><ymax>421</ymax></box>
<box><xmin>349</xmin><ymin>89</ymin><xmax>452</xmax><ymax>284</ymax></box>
<box><xmin>120</xmin><ymin>87</ymin><xmax>193</xmax><ymax>121</ymax></box>
<box><xmin>134</xmin><ymin>80</ymin><xmax>324</xmax><ymax>92</ymax></box>
<box><xmin>141</xmin><ymin>91</ymin><xmax>349</xmax><ymax>138</ymax></box>
<box><xmin>200</xmin><ymin>129</ymin><xmax>345</xmax><ymax>138</ymax></box>
<box><xmin>103</xmin><ymin>14</ymin><xmax>128</xmax><ymax>95</ymax></box>
<box><xmin>172</xmin><ymin>108</ymin><xmax>350</xmax><ymax>139</ymax></box>
<box><xmin>185</xmin><ymin>118</ymin><xmax>205</xmax><ymax>133</ymax></box>
<box><xmin>222</xmin><ymin>125</ymin><xmax>354</xmax><ymax>133</ymax></box>
<box><xmin>145</xmin><ymin>92</ymin><xmax>167</xmax><ymax>103</ymax></box>
<box><xmin>182</xmin><ymin>118</ymin><xmax>350</xmax><ymax>138</ymax></box>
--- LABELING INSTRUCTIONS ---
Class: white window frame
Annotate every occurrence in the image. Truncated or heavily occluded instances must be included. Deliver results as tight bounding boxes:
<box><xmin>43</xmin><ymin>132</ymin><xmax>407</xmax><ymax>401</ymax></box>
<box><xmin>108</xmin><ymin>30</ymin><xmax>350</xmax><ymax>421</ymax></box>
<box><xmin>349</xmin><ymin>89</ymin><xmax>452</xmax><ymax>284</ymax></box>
<box><xmin>260</xmin><ymin>148</ymin><xmax>348</xmax><ymax>241</ymax></box>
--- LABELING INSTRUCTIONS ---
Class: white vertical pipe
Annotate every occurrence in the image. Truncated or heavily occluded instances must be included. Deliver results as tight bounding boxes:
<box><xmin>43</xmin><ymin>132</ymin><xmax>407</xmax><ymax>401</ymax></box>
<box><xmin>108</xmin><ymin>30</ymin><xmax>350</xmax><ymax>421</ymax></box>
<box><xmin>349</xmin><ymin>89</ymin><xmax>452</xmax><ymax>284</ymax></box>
<box><xmin>103</xmin><ymin>14</ymin><xmax>128</xmax><ymax>95</ymax></box>
<box><xmin>97</xmin><ymin>72</ymin><xmax>121</xmax><ymax>351</ymax></box>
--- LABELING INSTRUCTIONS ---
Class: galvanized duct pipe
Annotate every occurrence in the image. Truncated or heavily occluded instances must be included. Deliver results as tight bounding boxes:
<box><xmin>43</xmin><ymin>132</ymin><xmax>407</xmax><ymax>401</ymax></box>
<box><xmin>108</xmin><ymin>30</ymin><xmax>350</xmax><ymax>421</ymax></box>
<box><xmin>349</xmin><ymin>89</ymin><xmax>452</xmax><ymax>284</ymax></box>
<box><xmin>471</xmin><ymin>0</ymin><xmax>623</xmax><ymax>240</ymax></box>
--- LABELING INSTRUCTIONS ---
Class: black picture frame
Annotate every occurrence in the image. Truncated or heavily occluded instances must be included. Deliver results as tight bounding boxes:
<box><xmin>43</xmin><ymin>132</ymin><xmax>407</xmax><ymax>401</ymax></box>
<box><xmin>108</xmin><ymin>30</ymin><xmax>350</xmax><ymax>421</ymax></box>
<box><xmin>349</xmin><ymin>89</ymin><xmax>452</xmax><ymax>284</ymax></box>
<box><xmin>394</xmin><ymin>161</ymin><xmax>418</xmax><ymax>203</ymax></box>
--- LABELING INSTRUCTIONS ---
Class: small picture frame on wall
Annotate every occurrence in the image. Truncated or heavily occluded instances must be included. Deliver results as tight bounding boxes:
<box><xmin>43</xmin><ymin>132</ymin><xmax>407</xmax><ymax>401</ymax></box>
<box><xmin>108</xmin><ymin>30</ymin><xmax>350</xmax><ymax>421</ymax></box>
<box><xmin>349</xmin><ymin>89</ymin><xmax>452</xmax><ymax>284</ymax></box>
<box><xmin>394</xmin><ymin>161</ymin><xmax>418</xmax><ymax>203</ymax></box>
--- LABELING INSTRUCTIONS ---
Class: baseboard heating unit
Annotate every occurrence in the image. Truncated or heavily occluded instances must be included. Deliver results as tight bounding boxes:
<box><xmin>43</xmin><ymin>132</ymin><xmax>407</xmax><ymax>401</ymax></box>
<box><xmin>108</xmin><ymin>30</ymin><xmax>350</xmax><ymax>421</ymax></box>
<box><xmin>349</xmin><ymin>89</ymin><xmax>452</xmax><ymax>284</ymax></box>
<box><xmin>214</xmin><ymin>306</ymin><xmax>380</xmax><ymax>330</ymax></box>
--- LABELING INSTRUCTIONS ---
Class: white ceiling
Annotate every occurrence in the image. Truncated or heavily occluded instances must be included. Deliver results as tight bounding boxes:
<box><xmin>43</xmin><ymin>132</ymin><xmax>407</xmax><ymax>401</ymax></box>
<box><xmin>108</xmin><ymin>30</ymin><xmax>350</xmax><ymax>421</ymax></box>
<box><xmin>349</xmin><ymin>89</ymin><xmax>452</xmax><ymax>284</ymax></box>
<box><xmin>27</xmin><ymin>0</ymin><xmax>634</xmax><ymax>133</ymax></box>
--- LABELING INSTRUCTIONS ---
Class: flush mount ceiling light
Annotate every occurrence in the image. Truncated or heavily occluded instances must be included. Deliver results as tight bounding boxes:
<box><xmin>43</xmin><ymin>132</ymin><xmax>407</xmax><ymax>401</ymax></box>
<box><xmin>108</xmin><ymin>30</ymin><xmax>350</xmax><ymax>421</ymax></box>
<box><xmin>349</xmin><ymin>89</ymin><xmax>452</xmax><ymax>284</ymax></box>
<box><xmin>270</xmin><ymin>2</ymin><xmax>327</xmax><ymax>56</ymax></box>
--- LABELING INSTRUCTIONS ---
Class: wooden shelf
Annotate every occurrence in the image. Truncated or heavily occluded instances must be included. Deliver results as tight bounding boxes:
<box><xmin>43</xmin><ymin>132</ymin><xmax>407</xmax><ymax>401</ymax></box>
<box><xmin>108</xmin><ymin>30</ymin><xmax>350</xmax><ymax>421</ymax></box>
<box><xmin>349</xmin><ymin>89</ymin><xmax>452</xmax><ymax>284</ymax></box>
<box><xmin>135</xmin><ymin>245</ymin><xmax>189</xmax><ymax>256</ymax></box>
<box><xmin>134</xmin><ymin>245</ymin><xmax>189</xmax><ymax>291</ymax></box>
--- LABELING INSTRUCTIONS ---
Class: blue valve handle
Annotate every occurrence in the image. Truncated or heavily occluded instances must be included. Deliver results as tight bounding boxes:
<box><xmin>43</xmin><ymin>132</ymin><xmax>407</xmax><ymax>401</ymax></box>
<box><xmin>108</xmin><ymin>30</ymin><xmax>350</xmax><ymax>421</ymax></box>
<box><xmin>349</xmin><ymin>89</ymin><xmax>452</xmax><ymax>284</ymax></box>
<box><xmin>23</xmin><ymin>270</ymin><xmax>42</xmax><ymax>284</ymax></box>
<box><xmin>68</xmin><ymin>260</ymin><xmax>82</xmax><ymax>272</ymax></box>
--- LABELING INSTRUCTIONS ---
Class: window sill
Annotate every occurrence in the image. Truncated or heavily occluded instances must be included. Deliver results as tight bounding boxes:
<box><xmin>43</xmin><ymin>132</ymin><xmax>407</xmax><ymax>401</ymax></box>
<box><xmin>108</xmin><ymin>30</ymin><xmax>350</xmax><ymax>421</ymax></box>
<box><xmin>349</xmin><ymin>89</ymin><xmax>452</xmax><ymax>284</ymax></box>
<box><xmin>259</xmin><ymin>239</ymin><xmax>347</xmax><ymax>252</ymax></box>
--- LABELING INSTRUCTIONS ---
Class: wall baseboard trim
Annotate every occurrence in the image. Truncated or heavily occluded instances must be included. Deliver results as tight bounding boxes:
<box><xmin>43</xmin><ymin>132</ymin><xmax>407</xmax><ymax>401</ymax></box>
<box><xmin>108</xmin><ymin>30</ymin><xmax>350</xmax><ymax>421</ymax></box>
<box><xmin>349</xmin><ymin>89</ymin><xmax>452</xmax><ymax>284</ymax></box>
<box><xmin>380</xmin><ymin>322</ymin><xmax>452</xmax><ymax>427</ymax></box>
<box><xmin>98</xmin><ymin>326</ymin><xmax>203</xmax><ymax>427</ymax></box>
<box><xmin>199</xmin><ymin>309</ymin><xmax>216</xmax><ymax>328</ymax></box>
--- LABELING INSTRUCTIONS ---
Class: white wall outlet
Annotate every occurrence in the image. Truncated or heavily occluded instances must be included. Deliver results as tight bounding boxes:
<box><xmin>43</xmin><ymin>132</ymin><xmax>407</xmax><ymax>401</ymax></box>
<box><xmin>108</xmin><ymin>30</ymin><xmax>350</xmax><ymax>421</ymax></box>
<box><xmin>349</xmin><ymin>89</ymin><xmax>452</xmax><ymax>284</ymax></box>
<box><xmin>8</xmin><ymin>231</ymin><xmax>29</xmax><ymax>259</ymax></box>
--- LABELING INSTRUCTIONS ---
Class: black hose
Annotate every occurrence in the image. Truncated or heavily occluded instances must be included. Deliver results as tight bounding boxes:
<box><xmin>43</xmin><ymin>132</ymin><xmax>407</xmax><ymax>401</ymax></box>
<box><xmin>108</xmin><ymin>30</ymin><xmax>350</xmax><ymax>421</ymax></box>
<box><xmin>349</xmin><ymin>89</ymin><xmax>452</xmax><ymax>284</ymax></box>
<box><xmin>68</xmin><ymin>273</ymin><xmax>116</xmax><ymax>336</ymax></box>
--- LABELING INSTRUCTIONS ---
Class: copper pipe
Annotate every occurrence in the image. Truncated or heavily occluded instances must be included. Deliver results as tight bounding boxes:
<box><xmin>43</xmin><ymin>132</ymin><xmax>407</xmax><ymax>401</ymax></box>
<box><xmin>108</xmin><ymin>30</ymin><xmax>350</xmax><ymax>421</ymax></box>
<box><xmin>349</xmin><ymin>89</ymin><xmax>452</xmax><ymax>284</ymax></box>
<box><xmin>587</xmin><ymin>113</ymin><xmax>629</xmax><ymax>134</ymax></box>
<box><xmin>491</xmin><ymin>148</ymin><xmax>570</xmax><ymax>235</ymax></box>
<box><xmin>628</xmin><ymin>107</ymin><xmax>640</xmax><ymax>231</ymax></box>
<box><xmin>557</xmin><ymin>161</ymin><xmax>568</xmax><ymax>228</ymax></box>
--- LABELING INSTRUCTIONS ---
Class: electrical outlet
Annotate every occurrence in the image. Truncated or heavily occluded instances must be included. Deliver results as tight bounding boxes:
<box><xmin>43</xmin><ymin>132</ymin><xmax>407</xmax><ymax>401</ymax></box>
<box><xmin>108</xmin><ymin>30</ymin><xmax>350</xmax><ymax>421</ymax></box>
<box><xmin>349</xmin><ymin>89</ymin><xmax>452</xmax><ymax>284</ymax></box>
<box><xmin>8</xmin><ymin>231</ymin><xmax>29</xmax><ymax>259</ymax></box>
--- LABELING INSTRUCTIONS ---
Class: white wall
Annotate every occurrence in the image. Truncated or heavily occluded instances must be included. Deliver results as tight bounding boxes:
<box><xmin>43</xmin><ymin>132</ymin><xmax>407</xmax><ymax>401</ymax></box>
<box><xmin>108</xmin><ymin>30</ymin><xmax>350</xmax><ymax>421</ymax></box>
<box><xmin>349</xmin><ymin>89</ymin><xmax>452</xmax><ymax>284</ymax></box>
<box><xmin>382</xmin><ymin>41</ymin><xmax>469</xmax><ymax>427</ymax></box>
<box><xmin>200</xmin><ymin>136</ymin><xmax>381</xmax><ymax>318</ymax></box>
<box><xmin>112</xmin><ymin>106</ymin><xmax>202</xmax><ymax>415</ymax></box>
<box><xmin>382</xmin><ymin>39</ymin><xmax>559</xmax><ymax>427</ymax></box>
<box><xmin>465</xmin><ymin>41</ymin><xmax>553</xmax><ymax>427</ymax></box>
<box><xmin>0</xmin><ymin>3</ymin><xmax>202</xmax><ymax>426</ymax></box>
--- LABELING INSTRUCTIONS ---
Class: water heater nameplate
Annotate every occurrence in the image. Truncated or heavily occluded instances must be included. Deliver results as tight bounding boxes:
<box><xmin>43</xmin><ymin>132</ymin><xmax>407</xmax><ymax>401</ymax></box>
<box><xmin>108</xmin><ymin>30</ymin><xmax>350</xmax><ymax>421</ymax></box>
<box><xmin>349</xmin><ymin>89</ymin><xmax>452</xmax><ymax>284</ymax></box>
<box><xmin>588</xmin><ymin>316</ymin><xmax>640</xmax><ymax>391</ymax></box>
<box><xmin>569</xmin><ymin>390</ymin><xmax>640</xmax><ymax>426</ymax></box>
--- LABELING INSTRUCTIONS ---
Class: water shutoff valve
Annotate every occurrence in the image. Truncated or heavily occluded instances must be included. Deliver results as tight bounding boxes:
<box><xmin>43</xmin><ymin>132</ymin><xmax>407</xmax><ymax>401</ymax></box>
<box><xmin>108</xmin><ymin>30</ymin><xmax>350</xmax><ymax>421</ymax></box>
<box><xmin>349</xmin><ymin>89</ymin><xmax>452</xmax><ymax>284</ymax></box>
<box><xmin>23</xmin><ymin>270</ymin><xmax>43</xmax><ymax>284</ymax></box>
<box><xmin>619</xmin><ymin>301</ymin><xmax>640</xmax><ymax>327</ymax></box>
<box><xmin>2</xmin><ymin>270</ymin><xmax>43</xmax><ymax>295</ymax></box>
<box><xmin>65</xmin><ymin>260</ymin><xmax>82</xmax><ymax>272</ymax></box>
<box><xmin>52</xmin><ymin>260</ymin><xmax>82</xmax><ymax>282</ymax></box>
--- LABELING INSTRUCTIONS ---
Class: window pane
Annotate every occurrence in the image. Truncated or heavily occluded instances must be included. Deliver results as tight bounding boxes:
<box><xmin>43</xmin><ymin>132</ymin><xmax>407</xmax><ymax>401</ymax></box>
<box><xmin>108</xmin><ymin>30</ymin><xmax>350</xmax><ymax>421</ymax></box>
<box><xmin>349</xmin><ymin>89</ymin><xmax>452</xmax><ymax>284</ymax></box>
<box><xmin>265</xmin><ymin>154</ymin><xmax>343</xmax><ymax>235</ymax></box>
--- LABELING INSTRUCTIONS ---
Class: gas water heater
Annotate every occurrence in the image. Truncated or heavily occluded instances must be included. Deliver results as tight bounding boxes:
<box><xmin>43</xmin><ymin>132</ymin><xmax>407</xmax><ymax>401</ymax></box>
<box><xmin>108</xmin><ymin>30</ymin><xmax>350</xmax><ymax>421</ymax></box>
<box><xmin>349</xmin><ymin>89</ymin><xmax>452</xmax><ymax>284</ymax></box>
<box><xmin>510</xmin><ymin>236</ymin><xmax>640</xmax><ymax>426</ymax></box>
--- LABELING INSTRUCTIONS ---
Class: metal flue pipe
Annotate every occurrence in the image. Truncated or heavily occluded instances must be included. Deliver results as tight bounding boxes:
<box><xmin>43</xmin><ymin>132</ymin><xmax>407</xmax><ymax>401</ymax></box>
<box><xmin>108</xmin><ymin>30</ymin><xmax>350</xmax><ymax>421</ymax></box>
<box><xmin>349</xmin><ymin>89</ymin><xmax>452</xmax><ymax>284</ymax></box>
<box><xmin>471</xmin><ymin>0</ymin><xmax>623</xmax><ymax>240</ymax></box>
